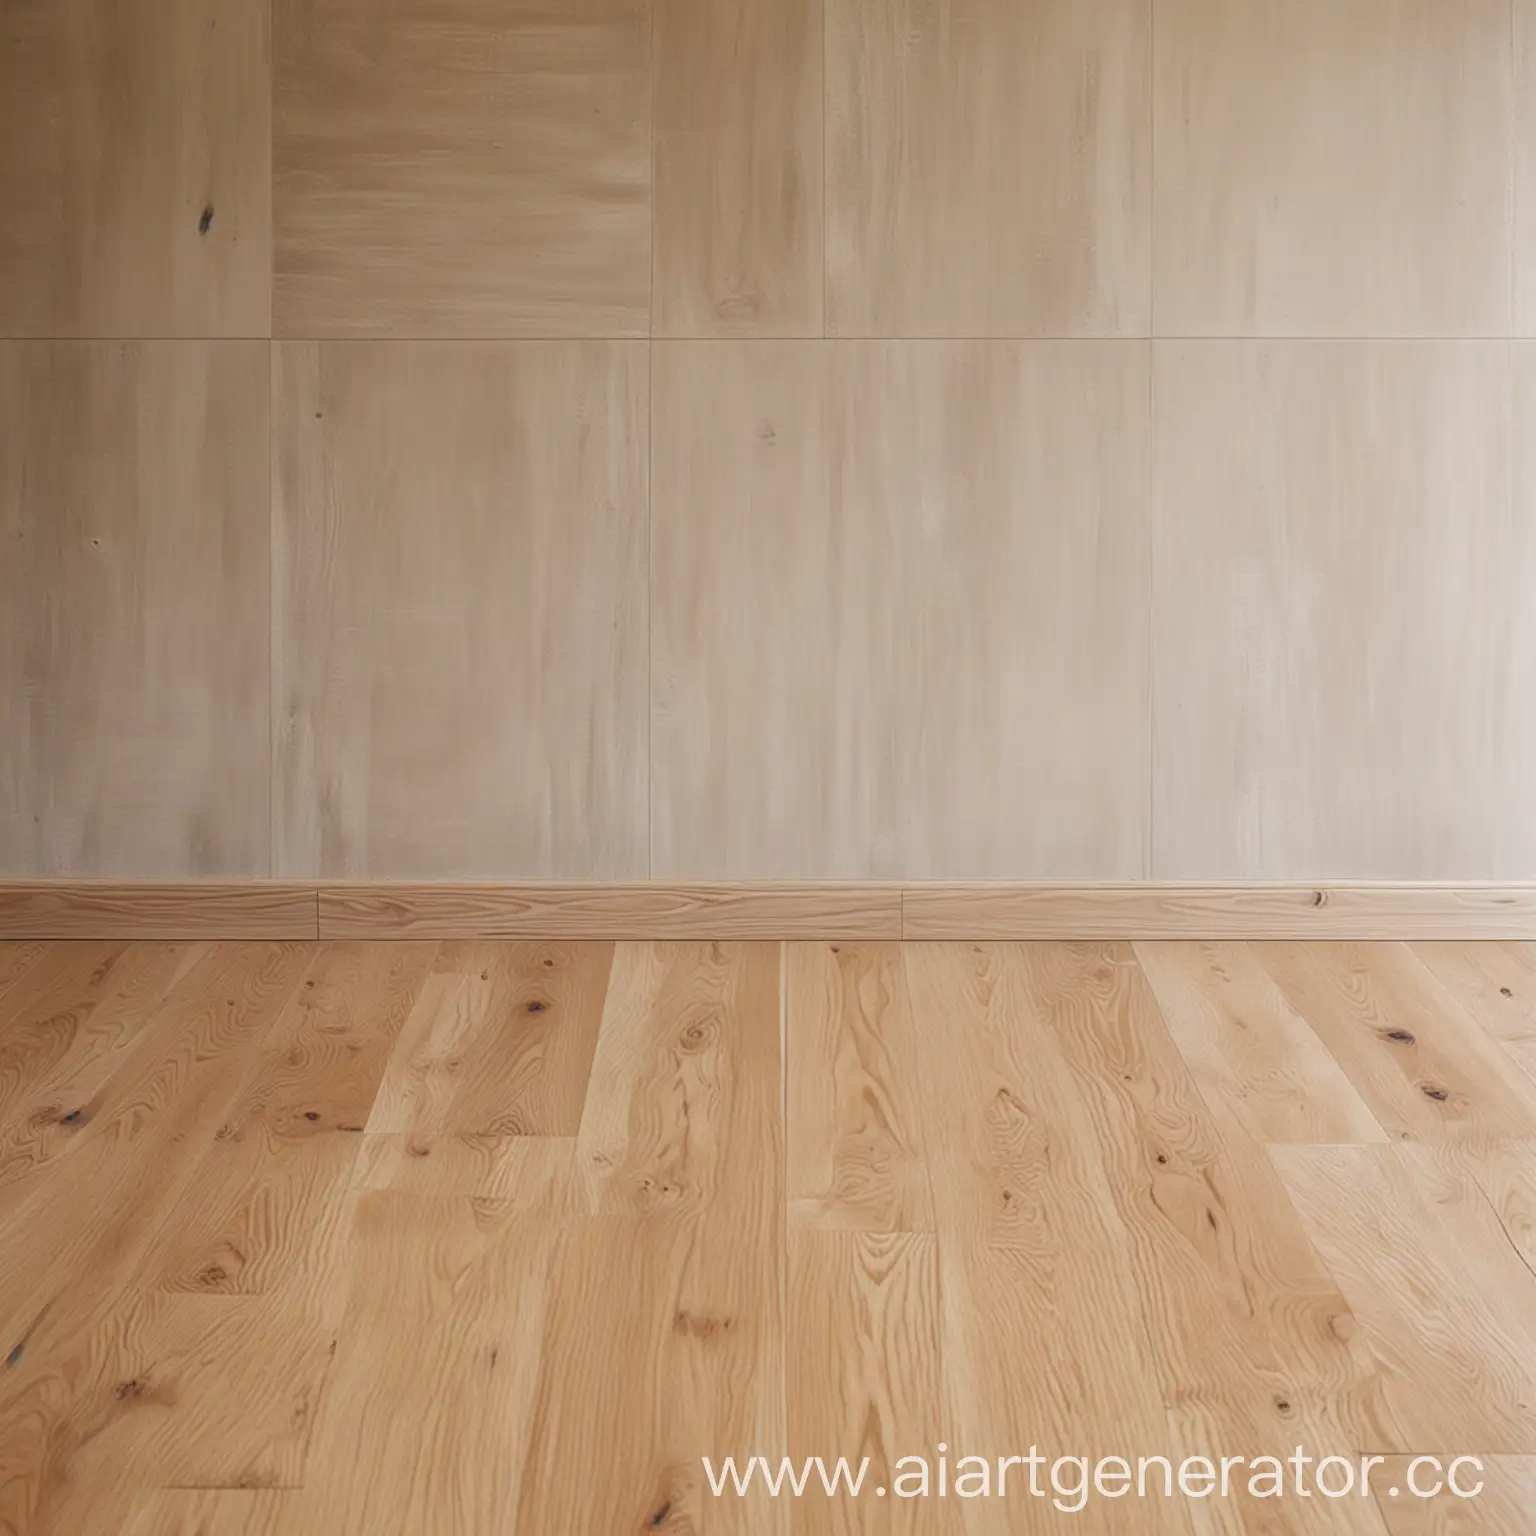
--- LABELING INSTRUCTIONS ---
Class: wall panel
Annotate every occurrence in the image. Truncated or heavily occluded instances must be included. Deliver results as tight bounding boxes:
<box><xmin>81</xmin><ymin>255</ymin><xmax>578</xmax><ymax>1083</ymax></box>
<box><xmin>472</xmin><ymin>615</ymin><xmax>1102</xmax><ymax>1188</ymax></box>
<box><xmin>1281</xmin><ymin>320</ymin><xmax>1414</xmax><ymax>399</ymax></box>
<box><xmin>0</xmin><ymin>0</ymin><xmax>270</xmax><ymax>338</ymax></box>
<box><xmin>1517</xmin><ymin>0</ymin><xmax>1536</xmax><ymax>336</ymax></box>
<box><xmin>652</xmin><ymin>342</ymin><xmax>1151</xmax><ymax>879</ymax></box>
<box><xmin>1153</xmin><ymin>342</ymin><xmax>1535</xmax><ymax>878</ymax></box>
<box><xmin>1155</xmin><ymin>0</ymin><xmax>1511</xmax><ymax>337</ymax></box>
<box><xmin>273</xmin><ymin>343</ymin><xmax>649</xmax><ymax>878</ymax></box>
<box><xmin>274</xmin><ymin>0</ymin><xmax>650</xmax><ymax>338</ymax></box>
<box><xmin>2</xmin><ymin>0</ymin><xmax>1533</xmax><ymax>887</ymax></box>
<box><xmin>0</xmin><ymin>343</ymin><xmax>271</xmax><ymax>876</ymax></box>
<box><xmin>825</xmin><ymin>0</ymin><xmax>1151</xmax><ymax>338</ymax></box>
<box><xmin>653</xmin><ymin>0</ymin><xmax>823</xmax><ymax>337</ymax></box>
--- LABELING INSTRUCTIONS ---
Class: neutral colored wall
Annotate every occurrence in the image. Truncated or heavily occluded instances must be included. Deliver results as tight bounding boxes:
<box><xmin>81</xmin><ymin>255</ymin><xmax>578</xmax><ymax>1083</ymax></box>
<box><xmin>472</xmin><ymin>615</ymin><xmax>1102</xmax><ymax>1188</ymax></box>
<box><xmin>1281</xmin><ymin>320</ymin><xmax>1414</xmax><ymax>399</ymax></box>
<box><xmin>4</xmin><ymin>0</ymin><xmax>1536</xmax><ymax>880</ymax></box>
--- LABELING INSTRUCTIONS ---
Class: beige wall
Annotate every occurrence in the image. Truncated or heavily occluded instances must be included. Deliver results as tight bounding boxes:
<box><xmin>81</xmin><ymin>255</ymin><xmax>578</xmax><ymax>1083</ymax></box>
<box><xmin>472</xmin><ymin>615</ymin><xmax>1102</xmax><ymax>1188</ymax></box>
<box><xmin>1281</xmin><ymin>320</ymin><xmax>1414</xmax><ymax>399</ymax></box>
<box><xmin>4</xmin><ymin>0</ymin><xmax>1536</xmax><ymax>880</ymax></box>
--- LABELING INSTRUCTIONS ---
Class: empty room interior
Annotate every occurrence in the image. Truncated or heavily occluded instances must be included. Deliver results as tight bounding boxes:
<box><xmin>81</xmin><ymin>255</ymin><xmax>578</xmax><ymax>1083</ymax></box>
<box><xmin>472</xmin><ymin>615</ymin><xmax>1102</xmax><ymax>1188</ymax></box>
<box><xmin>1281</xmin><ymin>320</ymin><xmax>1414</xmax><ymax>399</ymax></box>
<box><xmin>6</xmin><ymin>0</ymin><xmax>1536</xmax><ymax>1531</ymax></box>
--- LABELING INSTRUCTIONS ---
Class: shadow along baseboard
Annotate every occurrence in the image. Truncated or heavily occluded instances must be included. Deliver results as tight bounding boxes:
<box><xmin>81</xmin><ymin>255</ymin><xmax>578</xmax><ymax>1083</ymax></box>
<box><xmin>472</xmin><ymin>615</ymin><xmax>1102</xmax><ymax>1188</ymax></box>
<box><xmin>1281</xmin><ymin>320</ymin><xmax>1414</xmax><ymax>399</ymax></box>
<box><xmin>4</xmin><ymin>882</ymin><xmax>1536</xmax><ymax>940</ymax></box>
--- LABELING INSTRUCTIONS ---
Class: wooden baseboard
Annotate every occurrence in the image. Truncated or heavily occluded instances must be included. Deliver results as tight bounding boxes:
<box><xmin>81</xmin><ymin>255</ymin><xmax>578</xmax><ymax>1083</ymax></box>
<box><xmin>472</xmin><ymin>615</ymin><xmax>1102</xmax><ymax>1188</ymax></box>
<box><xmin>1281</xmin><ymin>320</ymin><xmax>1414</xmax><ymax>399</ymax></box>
<box><xmin>901</xmin><ymin>883</ymin><xmax>1536</xmax><ymax>940</ymax></box>
<box><xmin>0</xmin><ymin>883</ymin><xmax>320</xmax><ymax>939</ymax></box>
<box><xmin>2</xmin><ymin>882</ymin><xmax>1535</xmax><ymax>941</ymax></box>
<box><xmin>317</xmin><ymin>883</ymin><xmax>902</xmax><ymax>939</ymax></box>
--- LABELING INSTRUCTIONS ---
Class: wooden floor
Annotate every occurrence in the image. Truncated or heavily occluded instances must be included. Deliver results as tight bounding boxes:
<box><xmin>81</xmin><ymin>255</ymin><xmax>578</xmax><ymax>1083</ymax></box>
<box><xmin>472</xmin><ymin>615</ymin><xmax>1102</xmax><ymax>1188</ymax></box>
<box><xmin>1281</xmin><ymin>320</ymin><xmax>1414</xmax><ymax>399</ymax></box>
<box><xmin>1</xmin><ymin>939</ymin><xmax>1535</xmax><ymax>1533</ymax></box>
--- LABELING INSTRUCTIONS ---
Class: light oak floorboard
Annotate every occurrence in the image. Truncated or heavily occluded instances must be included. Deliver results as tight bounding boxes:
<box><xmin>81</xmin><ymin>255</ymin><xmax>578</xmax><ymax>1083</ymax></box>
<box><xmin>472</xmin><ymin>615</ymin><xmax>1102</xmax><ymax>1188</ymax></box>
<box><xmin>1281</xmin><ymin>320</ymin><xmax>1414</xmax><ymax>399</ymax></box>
<box><xmin>787</xmin><ymin>1230</ymin><xmax>957</xmax><ymax>1534</ymax></box>
<box><xmin>351</xmin><ymin>1133</ymin><xmax>575</xmax><ymax>1203</ymax></box>
<box><xmin>1271</xmin><ymin>1144</ymin><xmax>1536</xmax><ymax>1452</ymax></box>
<box><xmin>0</xmin><ymin>944</ymin><xmax>129</xmax><ymax>1122</ymax></box>
<box><xmin>1411</xmin><ymin>942</ymin><xmax>1536</xmax><ymax>1085</ymax></box>
<box><xmin>291</xmin><ymin>1191</ymin><xmax>557</xmax><ymax>1535</ymax></box>
<box><xmin>1134</xmin><ymin>940</ymin><xmax>1387</xmax><ymax>1145</ymax></box>
<box><xmin>1017</xmin><ymin>944</ymin><xmax>1393</xmax><ymax>1509</ymax></box>
<box><xmin>1</xmin><ymin>940</ymin><xmax>1533</xmax><ymax>1526</ymax></box>
<box><xmin>0</xmin><ymin>942</ymin><xmax>205</xmax><ymax>1210</ymax></box>
<box><xmin>127</xmin><ymin>1491</ymin><xmax>294</xmax><ymax>1536</ymax></box>
<box><xmin>1375</xmin><ymin>1456</ymin><xmax>1536</xmax><ymax>1532</ymax></box>
<box><xmin>524</xmin><ymin>941</ymin><xmax>784</xmax><ymax>1534</ymax></box>
<box><xmin>424</xmin><ymin>942</ymin><xmax>612</xmax><ymax>1137</ymax></box>
<box><xmin>136</xmin><ymin>942</ymin><xmax>439</xmax><ymax>1298</ymax></box>
<box><xmin>786</xmin><ymin>943</ymin><xmax>933</xmax><ymax>1232</ymax></box>
<box><xmin>1253</xmin><ymin>943</ymin><xmax>1536</xmax><ymax>1143</ymax></box>
<box><xmin>0</xmin><ymin>945</ymin><xmax>53</xmax><ymax>1006</ymax></box>
<box><xmin>899</xmin><ymin>943</ymin><xmax>1191</xmax><ymax>1533</ymax></box>
<box><xmin>0</xmin><ymin>944</ymin><xmax>315</xmax><ymax>1533</ymax></box>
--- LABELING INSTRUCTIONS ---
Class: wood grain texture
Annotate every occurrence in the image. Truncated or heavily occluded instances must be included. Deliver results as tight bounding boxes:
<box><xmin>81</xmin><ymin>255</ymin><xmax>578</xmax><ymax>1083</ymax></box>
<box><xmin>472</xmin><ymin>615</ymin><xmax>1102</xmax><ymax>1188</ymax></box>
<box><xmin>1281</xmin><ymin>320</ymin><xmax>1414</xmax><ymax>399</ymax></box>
<box><xmin>273</xmin><ymin>0</ymin><xmax>649</xmax><ymax>337</ymax></box>
<box><xmin>1254</xmin><ymin>942</ymin><xmax>1536</xmax><ymax>1144</ymax></box>
<box><xmin>127</xmin><ymin>1491</ymin><xmax>293</xmax><ymax>1536</ymax></box>
<box><xmin>787</xmin><ymin>1230</ymin><xmax>955</xmax><ymax>1534</ymax></box>
<box><xmin>1155</xmin><ymin>0</ymin><xmax>1510</xmax><ymax>336</ymax></box>
<box><xmin>0</xmin><ymin>944</ymin><xmax>314</xmax><ymax>1532</ymax></box>
<box><xmin>10</xmin><ymin>884</ymin><xmax>1536</xmax><ymax>941</ymax></box>
<box><xmin>0</xmin><ymin>942</ymin><xmax>127</xmax><ymax>1053</ymax></box>
<box><xmin>1154</xmin><ymin>342</ymin><xmax>1533</xmax><ymax>879</ymax></box>
<box><xmin>0</xmin><ymin>886</ymin><xmax>317</xmax><ymax>940</ymax></box>
<box><xmin>1411</xmin><ymin>941</ymin><xmax>1536</xmax><ymax>1082</ymax></box>
<box><xmin>0</xmin><ymin>945</ymin><xmax>313</xmax><ymax>1338</ymax></box>
<box><xmin>518</xmin><ymin>1217</ymin><xmax>787</xmax><ymax>1536</ymax></box>
<box><xmin>1</xmin><ymin>344</ymin><xmax>272</xmax><ymax>879</ymax></box>
<box><xmin>351</xmin><ymin>1133</ymin><xmax>575</xmax><ymax>1201</ymax></box>
<box><xmin>1504</xmin><ymin>356</ymin><xmax>1536</xmax><ymax>873</ymax></box>
<box><xmin>0</xmin><ymin>943</ymin><xmax>131</xmax><ymax>1171</ymax></box>
<box><xmin>572</xmin><ymin>941</ymin><xmax>782</xmax><ymax>1220</ymax></box>
<box><xmin>898</xmin><ymin>944</ymin><xmax>1184</xmax><ymax>1516</ymax></box>
<box><xmin>825</xmin><ymin>0</ymin><xmax>1150</xmax><ymax>336</ymax></box>
<box><xmin>1457</xmin><ymin>1139</ymin><xmax>1536</xmax><ymax>1276</ymax></box>
<box><xmin>273</xmin><ymin>343</ymin><xmax>647</xmax><ymax>879</ymax></box>
<box><xmin>364</xmin><ymin>972</ymin><xmax>515</xmax><ymax>1136</ymax></box>
<box><xmin>1272</xmin><ymin>1144</ymin><xmax>1536</xmax><ymax>1452</ymax></box>
<box><xmin>319</xmin><ymin>883</ymin><xmax>902</xmax><ymax>939</ymax></box>
<box><xmin>294</xmin><ymin>1192</ymin><xmax>556</xmax><ymax>1534</ymax></box>
<box><xmin>0</xmin><ymin>0</ymin><xmax>270</xmax><ymax>337</ymax></box>
<box><xmin>1375</xmin><ymin>1457</ymin><xmax>1536</xmax><ymax>1532</ymax></box>
<box><xmin>650</xmin><ymin>342</ymin><xmax>854</xmax><ymax>875</ymax></box>
<box><xmin>12</xmin><ymin>1291</ymin><xmax>336</xmax><ymax>1534</ymax></box>
<box><xmin>138</xmin><ymin>942</ymin><xmax>437</xmax><ymax>1298</ymax></box>
<box><xmin>127</xmin><ymin>1490</ymin><xmax>293</xmax><ymax>1536</ymax></box>
<box><xmin>1016</xmin><ymin>944</ymin><xmax>1393</xmax><ymax>1492</ymax></box>
<box><xmin>653</xmin><ymin>0</ymin><xmax>822</xmax><ymax>336</ymax></box>
<box><xmin>0</xmin><ymin>943</ymin><xmax>51</xmax><ymax>1006</ymax></box>
<box><xmin>0</xmin><ymin>942</ymin><xmax>203</xmax><ymax>1199</ymax></box>
<box><xmin>368</xmin><ymin>942</ymin><xmax>610</xmax><ymax>1137</ymax></box>
<box><xmin>526</xmin><ymin>942</ymin><xmax>784</xmax><ymax>1533</ymax></box>
<box><xmin>1519</xmin><ymin>1</ymin><xmax>1536</xmax><ymax>337</ymax></box>
<box><xmin>786</xmin><ymin>942</ymin><xmax>932</xmax><ymax>1232</ymax></box>
<box><xmin>901</xmin><ymin>885</ymin><xmax>1536</xmax><ymax>940</ymax></box>
<box><xmin>652</xmin><ymin>341</ymin><xmax>1150</xmax><ymax>878</ymax></box>
<box><xmin>6</xmin><ymin>939</ymin><xmax>1536</xmax><ymax>1522</ymax></box>
<box><xmin>1134</xmin><ymin>940</ymin><xmax>1387</xmax><ymax>1145</ymax></box>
